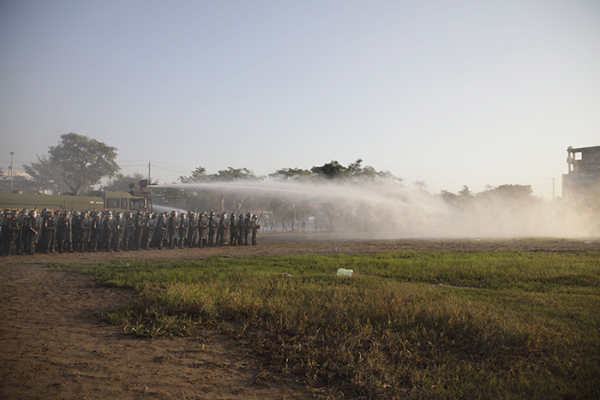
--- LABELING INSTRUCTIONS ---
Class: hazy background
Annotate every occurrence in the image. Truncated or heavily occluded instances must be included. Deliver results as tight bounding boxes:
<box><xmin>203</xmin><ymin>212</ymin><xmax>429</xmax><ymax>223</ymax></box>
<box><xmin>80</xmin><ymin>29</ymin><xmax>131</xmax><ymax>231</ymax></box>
<box><xmin>1</xmin><ymin>0</ymin><xmax>599</xmax><ymax>198</ymax></box>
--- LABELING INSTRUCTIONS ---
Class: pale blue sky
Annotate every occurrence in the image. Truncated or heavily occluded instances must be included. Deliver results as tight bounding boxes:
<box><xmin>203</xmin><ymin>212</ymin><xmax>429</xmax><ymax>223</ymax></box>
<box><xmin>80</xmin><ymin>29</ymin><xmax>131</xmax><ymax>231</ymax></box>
<box><xmin>1</xmin><ymin>0</ymin><xmax>598</xmax><ymax>197</ymax></box>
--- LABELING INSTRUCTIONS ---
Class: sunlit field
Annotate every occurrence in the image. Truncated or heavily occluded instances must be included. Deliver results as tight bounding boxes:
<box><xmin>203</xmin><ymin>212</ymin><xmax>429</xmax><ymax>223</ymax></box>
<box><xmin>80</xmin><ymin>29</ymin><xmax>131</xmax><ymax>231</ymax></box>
<box><xmin>58</xmin><ymin>251</ymin><xmax>600</xmax><ymax>399</ymax></box>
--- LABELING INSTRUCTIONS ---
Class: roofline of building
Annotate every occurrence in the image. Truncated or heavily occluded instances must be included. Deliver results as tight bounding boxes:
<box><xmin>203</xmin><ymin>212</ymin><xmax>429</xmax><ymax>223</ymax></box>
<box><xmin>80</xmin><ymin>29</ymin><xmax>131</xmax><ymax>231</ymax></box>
<box><xmin>567</xmin><ymin>145</ymin><xmax>600</xmax><ymax>152</ymax></box>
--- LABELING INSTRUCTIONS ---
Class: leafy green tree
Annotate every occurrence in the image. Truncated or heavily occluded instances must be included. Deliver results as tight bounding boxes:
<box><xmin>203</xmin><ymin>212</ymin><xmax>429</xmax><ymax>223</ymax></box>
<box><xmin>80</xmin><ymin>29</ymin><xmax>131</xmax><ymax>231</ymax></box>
<box><xmin>48</xmin><ymin>133</ymin><xmax>120</xmax><ymax>195</ymax></box>
<box><xmin>209</xmin><ymin>167</ymin><xmax>261</xmax><ymax>182</ymax></box>
<box><xmin>179</xmin><ymin>167</ymin><xmax>208</xmax><ymax>183</ymax></box>
<box><xmin>269</xmin><ymin>167</ymin><xmax>314</xmax><ymax>181</ymax></box>
<box><xmin>311</xmin><ymin>160</ymin><xmax>349</xmax><ymax>180</ymax></box>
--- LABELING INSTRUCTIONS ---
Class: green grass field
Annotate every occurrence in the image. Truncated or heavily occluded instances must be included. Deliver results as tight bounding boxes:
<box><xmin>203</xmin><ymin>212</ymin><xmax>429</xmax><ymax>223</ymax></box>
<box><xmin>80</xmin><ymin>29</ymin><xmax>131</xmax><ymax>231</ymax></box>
<box><xmin>58</xmin><ymin>251</ymin><xmax>600</xmax><ymax>399</ymax></box>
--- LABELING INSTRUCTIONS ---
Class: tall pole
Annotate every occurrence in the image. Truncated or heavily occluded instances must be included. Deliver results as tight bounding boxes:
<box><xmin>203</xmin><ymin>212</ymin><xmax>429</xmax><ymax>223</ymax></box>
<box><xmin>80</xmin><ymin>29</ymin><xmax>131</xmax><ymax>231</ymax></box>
<box><xmin>10</xmin><ymin>151</ymin><xmax>14</xmax><ymax>191</ymax></box>
<box><xmin>148</xmin><ymin>161</ymin><xmax>151</xmax><ymax>183</ymax></box>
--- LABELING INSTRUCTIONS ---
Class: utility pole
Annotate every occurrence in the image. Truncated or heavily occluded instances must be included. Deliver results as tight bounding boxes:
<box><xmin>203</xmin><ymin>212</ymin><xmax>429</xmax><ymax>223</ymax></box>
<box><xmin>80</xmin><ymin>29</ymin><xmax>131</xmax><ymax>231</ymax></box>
<box><xmin>10</xmin><ymin>151</ymin><xmax>14</xmax><ymax>191</ymax></box>
<box><xmin>148</xmin><ymin>161</ymin><xmax>151</xmax><ymax>183</ymax></box>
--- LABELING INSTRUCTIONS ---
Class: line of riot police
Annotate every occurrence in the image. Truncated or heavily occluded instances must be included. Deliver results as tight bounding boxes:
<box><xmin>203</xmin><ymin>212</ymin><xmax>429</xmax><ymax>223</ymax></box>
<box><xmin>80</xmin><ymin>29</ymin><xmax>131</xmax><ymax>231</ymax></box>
<box><xmin>1</xmin><ymin>208</ymin><xmax>260</xmax><ymax>256</ymax></box>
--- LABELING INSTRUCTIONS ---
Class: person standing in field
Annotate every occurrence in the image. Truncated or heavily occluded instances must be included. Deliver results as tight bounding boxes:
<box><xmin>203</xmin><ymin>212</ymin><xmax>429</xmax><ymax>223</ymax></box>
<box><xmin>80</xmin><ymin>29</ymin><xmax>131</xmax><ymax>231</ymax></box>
<box><xmin>229</xmin><ymin>213</ymin><xmax>237</xmax><ymax>245</ymax></box>
<box><xmin>197</xmin><ymin>212</ymin><xmax>207</xmax><ymax>248</ymax></box>
<box><xmin>250</xmin><ymin>214</ymin><xmax>260</xmax><ymax>245</ymax></box>
<box><xmin>24</xmin><ymin>210</ymin><xmax>39</xmax><ymax>255</ymax></box>
<box><xmin>89</xmin><ymin>212</ymin><xmax>102</xmax><ymax>252</ymax></box>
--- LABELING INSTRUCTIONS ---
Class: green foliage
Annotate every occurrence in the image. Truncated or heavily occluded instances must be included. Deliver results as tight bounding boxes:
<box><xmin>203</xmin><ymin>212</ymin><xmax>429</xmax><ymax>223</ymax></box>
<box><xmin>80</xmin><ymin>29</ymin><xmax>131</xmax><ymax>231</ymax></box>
<box><xmin>179</xmin><ymin>166</ymin><xmax>208</xmax><ymax>183</ymax></box>
<box><xmin>269</xmin><ymin>167</ymin><xmax>314</xmax><ymax>181</ymax></box>
<box><xmin>211</xmin><ymin>167</ymin><xmax>261</xmax><ymax>182</ymax></box>
<box><xmin>48</xmin><ymin>133</ymin><xmax>120</xmax><ymax>194</ymax></box>
<box><xmin>59</xmin><ymin>251</ymin><xmax>600</xmax><ymax>399</ymax></box>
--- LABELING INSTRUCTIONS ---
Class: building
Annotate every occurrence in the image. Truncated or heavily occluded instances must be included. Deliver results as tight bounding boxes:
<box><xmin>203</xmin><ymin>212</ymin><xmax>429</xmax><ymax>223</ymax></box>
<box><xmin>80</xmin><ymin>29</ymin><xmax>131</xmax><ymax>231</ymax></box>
<box><xmin>562</xmin><ymin>146</ymin><xmax>600</xmax><ymax>197</ymax></box>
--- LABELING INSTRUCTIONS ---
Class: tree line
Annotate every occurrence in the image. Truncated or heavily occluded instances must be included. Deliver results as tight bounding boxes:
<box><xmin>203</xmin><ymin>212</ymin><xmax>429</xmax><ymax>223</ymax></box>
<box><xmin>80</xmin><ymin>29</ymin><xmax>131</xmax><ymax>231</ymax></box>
<box><xmin>0</xmin><ymin>133</ymin><xmax>537</xmax><ymax>219</ymax></box>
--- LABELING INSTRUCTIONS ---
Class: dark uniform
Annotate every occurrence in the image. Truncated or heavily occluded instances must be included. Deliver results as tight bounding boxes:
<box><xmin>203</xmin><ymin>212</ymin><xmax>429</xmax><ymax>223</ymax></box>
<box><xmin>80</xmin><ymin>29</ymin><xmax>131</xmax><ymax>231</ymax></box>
<box><xmin>56</xmin><ymin>212</ymin><xmax>72</xmax><ymax>254</ymax></box>
<box><xmin>80</xmin><ymin>211</ymin><xmax>91</xmax><ymax>252</ymax></box>
<box><xmin>156</xmin><ymin>213</ymin><xmax>168</xmax><ymax>249</ymax></box>
<box><xmin>243</xmin><ymin>213</ymin><xmax>252</xmax><ymax>245</ymax></box>
<box><xmin>207</xmin><ymin>212</ymin><xmax>217</xmax><ymax>247</ymax></box>
<box><xmin>1</xmin><ymin>211</ymin><xmax>21</xmax><ymax>256</ymax></box>
<box><xmin>146</xmin><ymin>214</ymin><xmax>157</xmax><ymax>249</ymax></box>
<box><xmin>113</xmin><ymin>213</ymin><xmax>125</xmax><ymax>252</ymax></box>
<box><xmin>40</xmin><ymin>211</ymin><xmax>56</xmax><ymax>254</ymax></box>
<box><xmin>0</xmin><ymin>209</ymin><xmax>10</xmax><ymax>254</ymax></box>
<box><xmin>89</xmin><ymin>212</ymin><xmax>102</xmax><ymax>252</ymax></box>
<box><xmin>168</xmin><ymin>211</ymin><xmax>180</xmax><ymax>249</ymax></box>
<box><xmin>14</xmin><ymin>209</ymin><xmax>27</xmax><ymax>255</ymax></box>
<box><xmin>102</xmin><ymin>212</ymin><xmax>114</xmax><ymax>252</ymax></box>
<box><xmin>23</xmin><ymin>211</ymin><xmax>40</xmax><ymax>255</ymax></box>
<box><xmin>187</xmin><ymin>212</ymin><xmax>197</xmax><ymax>248</ymax></box>
<box><xmin>229</xmin><ymin>213</ymin><xmax>237</xmax><ymax>246</ymax></box>
<box><xmin>178</xmin><ymin>213</ymin><xmax>188</xmax><ymax>248</ymax></box>
<box><xmin>134</xmin><ymin>212</ymin><xmax>145</xmax><ymax>250</ymax></box>
<box><xmin>197</xmin><ymin>213</ymin><xmax>207</xmax><ymax>248</ymax></box>
<box><xmin>123</xmin><ymin>213</ymin><xmax>134</xmax><ymax>251</ymax></box>
<box><xmin>236</xmin><ymin>214</ymin><xmax>245</xmax><ymax>246</ymax></box>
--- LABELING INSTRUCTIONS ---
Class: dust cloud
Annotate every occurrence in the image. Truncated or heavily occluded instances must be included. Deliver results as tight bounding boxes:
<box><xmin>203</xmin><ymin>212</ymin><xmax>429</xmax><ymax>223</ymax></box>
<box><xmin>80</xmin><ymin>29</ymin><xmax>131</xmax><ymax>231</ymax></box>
<box><xmin>154</xmin><ymin>180</ymin><xmax>598</xmax><ymax>239</ymax></box>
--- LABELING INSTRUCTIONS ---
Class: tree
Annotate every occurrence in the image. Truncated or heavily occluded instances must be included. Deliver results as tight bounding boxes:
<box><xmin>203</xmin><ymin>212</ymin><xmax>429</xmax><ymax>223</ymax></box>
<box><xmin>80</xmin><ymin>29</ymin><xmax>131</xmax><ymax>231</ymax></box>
<box><xmin>179</xmin><ymin>167</ymin><xmax>208</xmax><ymax>183</ymax></box>
<box><xmin>269</xmin><ymin>167</ymin><xmax>314</xmax><ymax>181</ymax></box>
<box><xmin>210</xmin><ymin>167</ymin><xmax>261</xmax><ymax>182</ymax></box>
<box><xmin>458</xmin><ymin>185</ymin><xmax>473</xmax><ymax>199</ymax></box>
<box><xmin>481</xmin><ymin>184</ymin><xmax>533</xmax><ymax>201</ymax></box>
<box><xmin>438</xmin><ymin>190</ymin><xmax>459</xmax><ymax>205</ymax></box>
<box><xmin>48</xmin><ymin>133</ymin><xmax>120</xmax><ymax>195</ymax></box>
<box><xmin>311</xmin><ymin>160</ymin><xmax>349</xmax><ymax>180</ymax></box>
<box><xmin>22</xmin><ymin>154</ymin><xmax>71</xmax><ymax>194</ymax></box>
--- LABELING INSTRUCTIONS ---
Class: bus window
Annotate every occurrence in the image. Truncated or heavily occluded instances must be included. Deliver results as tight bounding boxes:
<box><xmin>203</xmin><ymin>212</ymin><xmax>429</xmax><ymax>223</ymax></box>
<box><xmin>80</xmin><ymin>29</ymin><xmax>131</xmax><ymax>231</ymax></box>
<box><xmin>130</xmin><ymin>198</ymin><xmax>146</xmax><ymax>211</ymax></box>
<box><xmin>121</xmin><ymin>198</ymin><xmax>128</xmax><ymax>209</ymax></box>
<box><xmin>106</xmin><ymin>198</ymin><xmax>119</xmax><ymax>209</ymax></box>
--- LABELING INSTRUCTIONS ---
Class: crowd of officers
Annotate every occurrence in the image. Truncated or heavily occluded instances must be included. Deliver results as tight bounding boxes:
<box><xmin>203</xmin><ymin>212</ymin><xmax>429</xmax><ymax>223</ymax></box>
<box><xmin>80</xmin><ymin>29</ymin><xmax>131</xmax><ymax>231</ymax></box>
<box><xmin>0</xmin><ymin>208</ymin><xmax>261</xmax><ymax>256</ymax></box>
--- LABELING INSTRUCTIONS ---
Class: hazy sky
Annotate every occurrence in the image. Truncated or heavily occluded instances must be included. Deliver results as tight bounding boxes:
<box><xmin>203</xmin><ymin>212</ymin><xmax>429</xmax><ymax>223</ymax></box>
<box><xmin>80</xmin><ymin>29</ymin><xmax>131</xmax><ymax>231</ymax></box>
<box><xmin>1</xmin><ymin>0</ymin><xmax>598</xmax><ymax>198</ymax></box>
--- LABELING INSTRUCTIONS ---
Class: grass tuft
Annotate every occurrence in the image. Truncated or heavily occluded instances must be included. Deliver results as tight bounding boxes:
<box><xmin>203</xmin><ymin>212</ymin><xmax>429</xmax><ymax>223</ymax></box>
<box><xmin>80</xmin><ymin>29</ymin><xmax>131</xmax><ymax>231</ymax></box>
<box><xmin>59</xmin><ymin>251</ymin><xmax>600</xmax><ymax>399</ymax></box>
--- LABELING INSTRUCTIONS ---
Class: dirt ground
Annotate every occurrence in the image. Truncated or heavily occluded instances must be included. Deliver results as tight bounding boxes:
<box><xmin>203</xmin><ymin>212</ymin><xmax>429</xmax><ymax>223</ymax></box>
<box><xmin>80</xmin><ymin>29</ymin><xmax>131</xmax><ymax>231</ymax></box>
<box><xmin>1</xmin><ymin>232</ymin><xmax>599</xmax><ymax>400</ymax></box>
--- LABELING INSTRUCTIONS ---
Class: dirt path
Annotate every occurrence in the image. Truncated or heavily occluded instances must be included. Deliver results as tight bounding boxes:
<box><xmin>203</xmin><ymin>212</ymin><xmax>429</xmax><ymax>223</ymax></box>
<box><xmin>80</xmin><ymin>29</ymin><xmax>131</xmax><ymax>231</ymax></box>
<box><xmin>1</xmin><ymin>234</ymin><xmax>599</xmax><ymax>399</ymax></box>
<box><xmin>0</xmin><ymin>263</ymin><xmax>311</xmax><ymax>400</ymax></box>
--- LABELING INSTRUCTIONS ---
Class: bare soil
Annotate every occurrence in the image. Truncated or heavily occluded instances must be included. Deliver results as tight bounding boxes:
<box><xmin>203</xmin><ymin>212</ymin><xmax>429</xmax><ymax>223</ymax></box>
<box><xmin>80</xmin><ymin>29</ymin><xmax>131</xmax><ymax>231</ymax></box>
<box><xmin>1</xmin><ymin>232</ymin><xmax>599</xmax><ymax>400</ymax></box>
